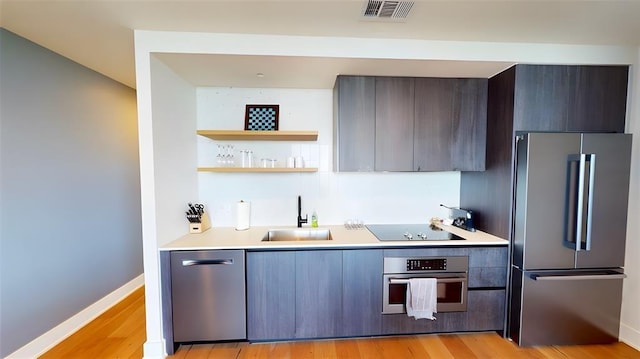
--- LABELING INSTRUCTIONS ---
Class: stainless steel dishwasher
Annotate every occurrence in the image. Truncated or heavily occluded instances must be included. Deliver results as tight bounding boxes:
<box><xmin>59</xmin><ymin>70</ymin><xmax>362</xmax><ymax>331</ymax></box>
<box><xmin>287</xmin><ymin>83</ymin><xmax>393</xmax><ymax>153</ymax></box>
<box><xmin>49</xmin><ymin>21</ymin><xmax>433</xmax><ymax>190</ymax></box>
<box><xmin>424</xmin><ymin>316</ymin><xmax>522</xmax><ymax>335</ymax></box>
<box><xmin>170</xmin><ymin>250</ymin><xmax>246</xmax><ymax>342</ymax></box>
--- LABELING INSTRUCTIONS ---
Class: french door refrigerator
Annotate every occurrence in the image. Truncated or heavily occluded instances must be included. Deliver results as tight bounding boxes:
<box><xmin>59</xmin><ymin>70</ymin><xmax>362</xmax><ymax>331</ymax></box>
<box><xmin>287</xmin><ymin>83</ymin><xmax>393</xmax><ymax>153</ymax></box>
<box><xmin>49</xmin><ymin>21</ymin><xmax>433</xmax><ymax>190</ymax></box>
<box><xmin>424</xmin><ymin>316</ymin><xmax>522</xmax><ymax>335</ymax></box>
<box><xmin>508</xmin><ymin>132</ymin><xmax>632</xmax><ymax>347</ymax></box>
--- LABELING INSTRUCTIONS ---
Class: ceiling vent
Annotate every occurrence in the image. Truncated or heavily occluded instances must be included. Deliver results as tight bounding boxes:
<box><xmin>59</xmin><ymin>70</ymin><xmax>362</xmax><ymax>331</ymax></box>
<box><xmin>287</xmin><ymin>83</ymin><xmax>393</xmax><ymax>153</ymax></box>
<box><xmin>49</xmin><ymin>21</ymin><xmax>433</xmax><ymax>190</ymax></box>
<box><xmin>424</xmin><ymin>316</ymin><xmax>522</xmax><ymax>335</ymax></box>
<box><xmin>362</xmin><ymin>1</ymin><xmax>414</xmax><ymax>21</ymax></box>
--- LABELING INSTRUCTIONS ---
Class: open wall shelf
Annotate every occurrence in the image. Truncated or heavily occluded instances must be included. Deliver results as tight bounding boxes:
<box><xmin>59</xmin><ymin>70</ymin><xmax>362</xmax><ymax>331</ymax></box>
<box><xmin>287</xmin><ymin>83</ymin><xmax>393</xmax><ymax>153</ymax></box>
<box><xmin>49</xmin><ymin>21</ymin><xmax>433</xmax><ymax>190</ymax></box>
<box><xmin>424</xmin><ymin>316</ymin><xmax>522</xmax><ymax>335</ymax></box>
<box><xmin>197</xmin><ymin>130</ymin><xmax>318</xmax><ymax>141</ymax></box>
<box><xmin>198</xmin><ymin>167</ymin><xmax>318</xmax><ymax>173</ymax></box>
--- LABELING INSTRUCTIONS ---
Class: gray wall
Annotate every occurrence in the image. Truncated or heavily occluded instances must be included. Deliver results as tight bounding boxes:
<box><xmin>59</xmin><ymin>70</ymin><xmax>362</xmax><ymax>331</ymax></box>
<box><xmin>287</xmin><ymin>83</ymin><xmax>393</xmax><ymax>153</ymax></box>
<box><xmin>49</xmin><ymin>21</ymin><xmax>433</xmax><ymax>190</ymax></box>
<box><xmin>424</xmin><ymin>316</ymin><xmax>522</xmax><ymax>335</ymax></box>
<box><xmin>0</xmin><ymin>29</ymin><xmax>143</xmax><ymax>356</ymax></box>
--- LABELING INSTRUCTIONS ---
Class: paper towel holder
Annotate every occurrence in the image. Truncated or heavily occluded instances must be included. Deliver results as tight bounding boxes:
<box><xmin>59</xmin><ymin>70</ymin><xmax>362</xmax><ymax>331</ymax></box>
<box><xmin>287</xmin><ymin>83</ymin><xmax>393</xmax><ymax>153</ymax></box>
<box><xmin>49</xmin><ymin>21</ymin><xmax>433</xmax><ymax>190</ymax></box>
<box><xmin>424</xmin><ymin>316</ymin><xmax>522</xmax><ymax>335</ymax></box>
<box><xmin>235</xmin><ymin>200</ymin><xmax>251</xmax><ymax>231</ymax></box>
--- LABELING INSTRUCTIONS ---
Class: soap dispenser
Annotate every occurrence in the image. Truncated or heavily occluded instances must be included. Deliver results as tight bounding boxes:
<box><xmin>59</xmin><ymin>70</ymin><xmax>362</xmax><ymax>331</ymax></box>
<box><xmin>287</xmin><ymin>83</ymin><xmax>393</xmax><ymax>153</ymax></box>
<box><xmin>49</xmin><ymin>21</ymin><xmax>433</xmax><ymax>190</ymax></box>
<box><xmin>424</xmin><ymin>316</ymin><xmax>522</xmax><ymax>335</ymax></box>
<box><xmin>311</xmin><ymin>210</ymin><xmax>318</xmax><ymax>228</ymax></box>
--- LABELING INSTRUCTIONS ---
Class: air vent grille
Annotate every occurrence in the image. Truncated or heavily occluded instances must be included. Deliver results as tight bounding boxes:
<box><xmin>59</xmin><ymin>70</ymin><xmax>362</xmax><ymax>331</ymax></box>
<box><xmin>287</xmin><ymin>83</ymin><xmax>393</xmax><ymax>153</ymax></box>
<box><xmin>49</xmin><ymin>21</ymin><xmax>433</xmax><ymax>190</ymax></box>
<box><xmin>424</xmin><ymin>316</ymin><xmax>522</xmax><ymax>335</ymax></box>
<box><xmin>362</xmin><ymin>0</ymin><xmax>414</xmax><ymax>20</ymax></box>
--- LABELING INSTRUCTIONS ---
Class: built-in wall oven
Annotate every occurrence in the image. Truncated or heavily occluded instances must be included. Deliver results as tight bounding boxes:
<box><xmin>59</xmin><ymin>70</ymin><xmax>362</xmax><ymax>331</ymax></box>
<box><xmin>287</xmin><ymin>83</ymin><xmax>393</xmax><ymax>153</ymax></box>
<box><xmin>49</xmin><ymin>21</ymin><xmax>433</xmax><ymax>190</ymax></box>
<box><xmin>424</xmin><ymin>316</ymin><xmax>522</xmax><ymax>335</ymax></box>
<box><xmin>382</xmin><ymin>256</ymin><xmax>468</xmax><ymax>314</ymax></box>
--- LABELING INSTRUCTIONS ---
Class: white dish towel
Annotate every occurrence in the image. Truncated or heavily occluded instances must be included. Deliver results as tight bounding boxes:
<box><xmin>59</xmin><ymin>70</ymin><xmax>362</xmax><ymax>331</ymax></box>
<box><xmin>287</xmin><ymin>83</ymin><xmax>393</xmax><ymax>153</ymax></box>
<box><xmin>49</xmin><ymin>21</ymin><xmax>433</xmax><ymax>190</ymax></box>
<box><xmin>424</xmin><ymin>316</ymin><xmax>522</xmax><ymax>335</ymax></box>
<box><xmin>406</xmin><ymin>278</ymin><xmax>438</xmax><ymax>320</ymax></box>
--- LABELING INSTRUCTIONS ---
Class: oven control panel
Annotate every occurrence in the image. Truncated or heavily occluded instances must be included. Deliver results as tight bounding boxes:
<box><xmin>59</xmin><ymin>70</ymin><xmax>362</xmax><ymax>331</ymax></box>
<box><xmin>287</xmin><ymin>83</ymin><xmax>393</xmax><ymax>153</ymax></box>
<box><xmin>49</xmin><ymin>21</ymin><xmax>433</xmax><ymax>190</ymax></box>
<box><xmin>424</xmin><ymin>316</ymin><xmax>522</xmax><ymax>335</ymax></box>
<box><xmin>406</xmin><ymin>258</ymin><xmax>447</xmax><ymax>271</ymax></box>
<box><xmin>384</xmin><ymin>256</ymin><xmax>468</xmax><ymax>273</ymax></box>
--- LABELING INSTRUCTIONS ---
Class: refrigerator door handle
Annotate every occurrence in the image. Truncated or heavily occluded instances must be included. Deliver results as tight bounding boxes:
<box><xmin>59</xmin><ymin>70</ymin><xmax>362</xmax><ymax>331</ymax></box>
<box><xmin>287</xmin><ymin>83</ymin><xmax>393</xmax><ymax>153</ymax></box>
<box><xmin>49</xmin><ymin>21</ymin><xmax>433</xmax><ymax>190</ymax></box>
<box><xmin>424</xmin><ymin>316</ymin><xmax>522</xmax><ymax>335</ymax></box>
<box><xmin>529</xmin><ymin>273</ymin><xmax>626</xmax><ymax>281</ymax></box>
<box><xmin>575</xmin><ymin>153</ymin><xmax>587</xmax><ymax>252</ymax></box>
<box><xmin>565</xmin><ymin>153</ymin><xmax>594</xmax><ymax>252</ymax></box>
<box><xmin>584</xmin><ymin>153</ymin><xmax>596</xmax><ymax>251</ymax></box>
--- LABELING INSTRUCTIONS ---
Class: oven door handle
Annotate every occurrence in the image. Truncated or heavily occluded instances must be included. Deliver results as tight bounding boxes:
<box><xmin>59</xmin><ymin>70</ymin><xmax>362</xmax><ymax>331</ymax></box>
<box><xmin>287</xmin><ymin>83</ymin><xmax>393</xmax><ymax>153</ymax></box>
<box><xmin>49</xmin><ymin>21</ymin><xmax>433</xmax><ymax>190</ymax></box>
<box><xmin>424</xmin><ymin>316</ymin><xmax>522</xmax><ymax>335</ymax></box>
<box><xmin>388</xmin><ymin>277</ymin><xmax>466</xmax><ymax>284</ymax></box>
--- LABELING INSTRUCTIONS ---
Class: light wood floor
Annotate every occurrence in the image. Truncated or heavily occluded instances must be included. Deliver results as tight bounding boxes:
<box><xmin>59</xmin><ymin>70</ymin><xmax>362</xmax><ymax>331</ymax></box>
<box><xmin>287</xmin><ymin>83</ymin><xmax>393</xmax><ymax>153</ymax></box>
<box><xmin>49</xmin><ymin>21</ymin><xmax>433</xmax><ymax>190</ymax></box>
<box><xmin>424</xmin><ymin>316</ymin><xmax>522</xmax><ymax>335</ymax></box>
<box><xmin>40</xmin><ymin>286</ymin><xmax>146</xmax><ymax>359</ymax></box>
<box><xmin>40</xmin><ymin>287</ymin><xmax>640</xmax><ymax>359</ymax></box>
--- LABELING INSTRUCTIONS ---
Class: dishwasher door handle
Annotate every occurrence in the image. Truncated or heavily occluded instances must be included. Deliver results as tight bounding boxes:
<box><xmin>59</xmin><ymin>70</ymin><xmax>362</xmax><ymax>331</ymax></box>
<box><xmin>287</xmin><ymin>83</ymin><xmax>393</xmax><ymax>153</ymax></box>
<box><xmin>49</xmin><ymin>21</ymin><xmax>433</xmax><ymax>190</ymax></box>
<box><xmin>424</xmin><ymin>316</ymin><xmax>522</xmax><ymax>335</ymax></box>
<box><xmin>181</xmin><ymin>259</ymin><xmax>234</xmax><ymax>266</ymax></box>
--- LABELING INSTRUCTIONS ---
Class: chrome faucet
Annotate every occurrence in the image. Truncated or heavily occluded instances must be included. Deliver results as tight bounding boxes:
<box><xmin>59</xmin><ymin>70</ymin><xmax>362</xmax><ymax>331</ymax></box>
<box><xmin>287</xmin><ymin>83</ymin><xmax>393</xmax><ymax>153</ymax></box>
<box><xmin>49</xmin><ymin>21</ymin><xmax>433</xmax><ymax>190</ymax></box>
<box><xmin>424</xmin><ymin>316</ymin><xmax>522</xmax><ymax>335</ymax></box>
<box><xmin>297</xmin><ymin>195</ymin><xmax>308</xmax><ymax>228</ymax></box>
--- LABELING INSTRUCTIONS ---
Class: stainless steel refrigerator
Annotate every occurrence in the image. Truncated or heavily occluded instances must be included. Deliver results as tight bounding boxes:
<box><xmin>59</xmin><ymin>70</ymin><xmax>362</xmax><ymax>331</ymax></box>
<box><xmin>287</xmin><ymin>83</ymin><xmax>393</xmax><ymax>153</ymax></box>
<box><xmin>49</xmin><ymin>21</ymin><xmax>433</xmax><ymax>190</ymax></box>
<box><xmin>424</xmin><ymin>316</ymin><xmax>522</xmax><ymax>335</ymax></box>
<box><xmin>508</xmin><ymin>132</ymin><xmax>632</xmax><ymax>347</ymax></box>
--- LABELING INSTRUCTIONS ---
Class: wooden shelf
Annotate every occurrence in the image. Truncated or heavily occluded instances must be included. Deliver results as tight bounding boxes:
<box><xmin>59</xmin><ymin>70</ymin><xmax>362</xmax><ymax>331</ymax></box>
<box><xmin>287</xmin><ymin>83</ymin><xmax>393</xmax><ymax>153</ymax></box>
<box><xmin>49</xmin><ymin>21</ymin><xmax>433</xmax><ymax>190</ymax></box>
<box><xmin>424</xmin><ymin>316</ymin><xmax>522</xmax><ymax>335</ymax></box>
<box><xmin>198</xmin><ymin>167</ymin><xmax>318</xmax><ymax>173</ymax></box>
<box><xmin>197</xmin><ymin>130</ymin><xmax>318</xmax><ymax>141</ymax></box>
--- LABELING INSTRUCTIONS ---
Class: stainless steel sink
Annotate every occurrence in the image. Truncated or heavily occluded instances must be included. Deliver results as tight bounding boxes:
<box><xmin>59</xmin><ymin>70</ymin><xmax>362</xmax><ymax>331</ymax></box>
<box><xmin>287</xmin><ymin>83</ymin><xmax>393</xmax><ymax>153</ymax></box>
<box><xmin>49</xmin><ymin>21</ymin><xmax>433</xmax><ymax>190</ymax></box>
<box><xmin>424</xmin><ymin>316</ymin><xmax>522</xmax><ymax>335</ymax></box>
<box><xmin>262</xmin><ymin>228</ymin><xmax>333</xmax><ymax>242</ymax></box>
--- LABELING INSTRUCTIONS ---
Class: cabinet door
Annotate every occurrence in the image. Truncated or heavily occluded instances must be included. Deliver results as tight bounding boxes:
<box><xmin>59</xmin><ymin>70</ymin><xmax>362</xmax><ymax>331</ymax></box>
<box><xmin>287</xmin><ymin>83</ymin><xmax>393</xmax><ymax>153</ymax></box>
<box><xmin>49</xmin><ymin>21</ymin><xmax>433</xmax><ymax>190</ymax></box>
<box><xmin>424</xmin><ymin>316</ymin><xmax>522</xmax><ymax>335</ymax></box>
<box><xmin>414</xmin><ymin>78</ymin><xmax>487</xmax><ymax>171</ymax></box>
<box><xmin>247</xmin><ymin>251</ymin><xmax>296</xmax><ymax>341</ymax></box>
<box><xmin>295</xmin><ymin>250</ymin><xmax>343</xmax><ymax>338</ymax></box>
<box><xmin>569</xmin><ymin>65</ymin><xmax>627</xmax><ymax>133</ymax></box>
<box><xmin>334</xmin><ymin>76</ymin><xmax>376</xmax><ymax>171</ymax></box>
<box><xmin>461</xmin><ymin>67</ymin><xmax>516</xmax><ymax>240</ymax></box>
<box><xmin>342</xmin><ymin>249</ymin><xmax>383</xmax><ymax>336</ymax></box>
<box><xmin>375</xmin><ymin>77</ymin><xmax>415</xmax><ymax>171</ymax></box>
<box><xmin>465</xmin><ymin>289</ymin><xmax>505</xmax><ymax>331</ymax></box>
<box><xmin>514</xmin><ymin>65</ymin><xmax>627</xmax><ymax>133</ymax></box>
<box><xmin>451</xmin><ymin>79</ymin><xmax>487</xmax><ymax>171</ymax></box>
<box><xmin>514</xmin><ymin>65</ymin><xmax>572</xmax><ymax>131</ymax></box>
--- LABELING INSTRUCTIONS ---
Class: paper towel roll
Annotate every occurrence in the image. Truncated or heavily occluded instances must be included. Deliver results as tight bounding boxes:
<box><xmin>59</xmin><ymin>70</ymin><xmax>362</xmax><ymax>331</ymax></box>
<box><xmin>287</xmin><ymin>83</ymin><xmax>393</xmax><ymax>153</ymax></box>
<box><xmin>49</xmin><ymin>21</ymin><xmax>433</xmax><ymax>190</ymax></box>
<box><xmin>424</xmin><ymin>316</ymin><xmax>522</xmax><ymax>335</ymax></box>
<box><xmin>235</xmin><ymin>200</ymin><xmax>251</xmax><ymax>231</ymax></box>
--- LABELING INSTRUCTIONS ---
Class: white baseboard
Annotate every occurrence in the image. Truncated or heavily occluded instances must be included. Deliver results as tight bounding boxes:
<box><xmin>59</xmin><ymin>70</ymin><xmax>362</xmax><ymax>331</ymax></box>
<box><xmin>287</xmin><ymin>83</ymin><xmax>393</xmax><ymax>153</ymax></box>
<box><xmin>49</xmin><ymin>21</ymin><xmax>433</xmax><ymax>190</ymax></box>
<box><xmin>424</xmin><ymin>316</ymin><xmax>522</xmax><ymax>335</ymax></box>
<box><xmin>621</xmin><ymin>321</ymin><xmax>640</xmax><ymax>351</ymax></box>
<box><xmin>143</xmin><ymin>339</ymin><xmax>167</xmax><ymax>359</ymax></box>
<box><xmin>5</xmin><ymin>274</ymin><xmax>144</xmax><ymax>359</ymax></box>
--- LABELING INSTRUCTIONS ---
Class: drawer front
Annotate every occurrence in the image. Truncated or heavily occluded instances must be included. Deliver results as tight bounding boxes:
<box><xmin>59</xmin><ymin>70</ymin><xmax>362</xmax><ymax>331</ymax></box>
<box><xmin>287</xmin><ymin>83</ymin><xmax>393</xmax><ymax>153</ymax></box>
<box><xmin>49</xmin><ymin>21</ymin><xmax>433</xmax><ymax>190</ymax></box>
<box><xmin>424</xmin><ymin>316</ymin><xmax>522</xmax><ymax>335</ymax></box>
<box><xmin>469</xmin><ymin>247</ymin><xmax>508</xmax><ymax>288</ymax></box>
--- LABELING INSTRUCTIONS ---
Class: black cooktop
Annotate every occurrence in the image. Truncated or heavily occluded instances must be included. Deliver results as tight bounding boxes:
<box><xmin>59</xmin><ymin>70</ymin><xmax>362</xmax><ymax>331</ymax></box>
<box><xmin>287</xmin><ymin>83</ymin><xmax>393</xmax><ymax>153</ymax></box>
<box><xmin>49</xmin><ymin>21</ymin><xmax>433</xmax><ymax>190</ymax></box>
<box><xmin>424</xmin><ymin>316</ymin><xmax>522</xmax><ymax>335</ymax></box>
<box><xmin>365</xmin><ymin>224</ymin><xmax>464</xmax><ymax>241</ymax></box>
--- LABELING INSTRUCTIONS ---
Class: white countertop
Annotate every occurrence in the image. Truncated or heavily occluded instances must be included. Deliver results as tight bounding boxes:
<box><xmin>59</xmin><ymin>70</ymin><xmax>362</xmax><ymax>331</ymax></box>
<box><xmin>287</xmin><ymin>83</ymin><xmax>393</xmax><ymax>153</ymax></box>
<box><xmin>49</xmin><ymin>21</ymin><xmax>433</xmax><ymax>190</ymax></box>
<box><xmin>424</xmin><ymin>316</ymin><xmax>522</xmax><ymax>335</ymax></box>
<box><xmin>160</xmin><ymin>223</ymin><xmax>507</xmax><ymax>251</ymax></box>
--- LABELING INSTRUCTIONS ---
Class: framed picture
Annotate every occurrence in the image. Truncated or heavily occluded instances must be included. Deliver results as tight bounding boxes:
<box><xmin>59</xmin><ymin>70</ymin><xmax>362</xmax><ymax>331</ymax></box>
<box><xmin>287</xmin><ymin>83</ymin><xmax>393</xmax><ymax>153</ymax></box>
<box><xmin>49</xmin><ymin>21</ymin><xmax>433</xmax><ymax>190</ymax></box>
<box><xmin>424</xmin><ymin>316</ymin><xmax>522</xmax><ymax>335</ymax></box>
<box><xmin>244</xmin><ymin>104</ymin><xmax>279</xmax><ymax>131</ymax></box>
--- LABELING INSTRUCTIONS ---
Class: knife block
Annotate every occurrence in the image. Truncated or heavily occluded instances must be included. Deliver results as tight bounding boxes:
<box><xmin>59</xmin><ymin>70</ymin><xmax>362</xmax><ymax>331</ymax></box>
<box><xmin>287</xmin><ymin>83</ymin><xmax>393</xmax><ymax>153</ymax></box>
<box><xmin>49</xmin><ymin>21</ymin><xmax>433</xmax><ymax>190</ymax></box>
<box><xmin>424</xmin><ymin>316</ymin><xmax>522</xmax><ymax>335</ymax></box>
<box><xmin>189</xmin><ymin>213</ymin><xmax>211</xmax><ymax>234</ymax></box>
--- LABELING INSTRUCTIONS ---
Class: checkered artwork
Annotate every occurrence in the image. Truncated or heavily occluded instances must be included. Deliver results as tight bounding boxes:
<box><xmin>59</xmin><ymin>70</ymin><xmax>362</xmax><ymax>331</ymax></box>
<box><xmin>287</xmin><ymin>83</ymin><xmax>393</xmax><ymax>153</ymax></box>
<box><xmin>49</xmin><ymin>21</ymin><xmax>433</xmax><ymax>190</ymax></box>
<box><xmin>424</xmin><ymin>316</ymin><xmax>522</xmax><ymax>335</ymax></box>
<box><xmin>244</xmin><ymin>104</ymin><xmax>279</xmax><ymax>131</ymax></box>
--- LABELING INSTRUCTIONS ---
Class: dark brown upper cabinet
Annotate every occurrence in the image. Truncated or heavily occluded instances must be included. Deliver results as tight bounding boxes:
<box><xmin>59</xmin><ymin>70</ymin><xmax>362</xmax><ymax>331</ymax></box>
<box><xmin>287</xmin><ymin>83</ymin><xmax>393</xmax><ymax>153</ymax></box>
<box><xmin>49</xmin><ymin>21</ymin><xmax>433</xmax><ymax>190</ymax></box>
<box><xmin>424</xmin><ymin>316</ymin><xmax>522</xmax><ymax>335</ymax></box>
<box><xmin>460</xmin><ymin>64</ymin><xmax>628</xmax><ymax>240</ymax></box>
<box><xmin>569</xmin><ymin>65</ymin><xmax>628</xmax><ymax>132</ymax></box>
<box><xmin>375</xmin><ymin>77</ymin><xmax>415</xmax><ymax>171</ymax></box>
<box><xmin>334</xmin><ymin>75</ymin><xmax>488</xmax><ymax>172</ymax></box>
<box><xmin>513</xmin><ymin>65</ymin><xmax>627</xmax><ymax>132</ymax></box>
<box><xmin>333</xmin><ymin>76</ymin><xmax>376</xmax><ymax>171</ymax></box>
<box><xmin>414</xmin><ymin>78</ymin><xmax>487</xmax><ymax>171</ymax></box>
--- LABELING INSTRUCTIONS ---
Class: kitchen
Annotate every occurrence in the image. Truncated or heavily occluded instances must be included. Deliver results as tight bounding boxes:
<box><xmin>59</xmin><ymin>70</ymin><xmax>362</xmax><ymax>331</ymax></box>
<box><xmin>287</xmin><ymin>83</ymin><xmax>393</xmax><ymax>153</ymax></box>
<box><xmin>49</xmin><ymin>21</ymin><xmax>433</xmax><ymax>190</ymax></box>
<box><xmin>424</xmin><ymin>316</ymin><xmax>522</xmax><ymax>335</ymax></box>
<box><xmin>137</xmin><ymin>31</ymin><xmax>640</xmax><ymax>358</ymax></box>
<box><xmin>2</xmin><ymin>2</ymin><xmax>640</xmax><ymax>358</ymax></box>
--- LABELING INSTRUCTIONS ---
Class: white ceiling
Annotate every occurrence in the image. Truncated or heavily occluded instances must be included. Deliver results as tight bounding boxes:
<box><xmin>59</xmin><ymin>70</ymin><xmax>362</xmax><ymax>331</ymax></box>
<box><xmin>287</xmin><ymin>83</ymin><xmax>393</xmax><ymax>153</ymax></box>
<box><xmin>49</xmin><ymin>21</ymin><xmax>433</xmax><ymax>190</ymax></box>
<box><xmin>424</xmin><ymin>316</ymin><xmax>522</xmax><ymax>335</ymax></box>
<box><xmin>154</xmin><ymin>53</ymin><xmax>515</xmax><ymax>89</ymax></box>
<box><xmin>1</xmin><ymin>1</ymin><xmax>640</xmax><ymax>89</ymax></box>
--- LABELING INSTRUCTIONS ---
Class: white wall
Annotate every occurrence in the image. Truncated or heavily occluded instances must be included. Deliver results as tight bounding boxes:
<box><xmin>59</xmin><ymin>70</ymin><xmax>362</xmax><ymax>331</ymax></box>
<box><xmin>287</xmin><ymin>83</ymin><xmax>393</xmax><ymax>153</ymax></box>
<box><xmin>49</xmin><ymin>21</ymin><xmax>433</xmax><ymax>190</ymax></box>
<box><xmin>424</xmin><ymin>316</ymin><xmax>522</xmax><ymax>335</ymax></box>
<box><xmin>134</xmin><ymin>30</ymin><xmax>640</xmax><ymax>357</ymax></box>
<box><xmin>197</xmin><ymin>87</ymin><xmax>458</xmax><ymax>227</ymax></box>
<box><xmin>620</xmin><ymin>50</ymin><xmax>640</xmax><ymax>350</ymax></box>
<box><xmin>135</xmin><ymin>51</ymin><xmax>199</xmax><ymax>357</ymax></box>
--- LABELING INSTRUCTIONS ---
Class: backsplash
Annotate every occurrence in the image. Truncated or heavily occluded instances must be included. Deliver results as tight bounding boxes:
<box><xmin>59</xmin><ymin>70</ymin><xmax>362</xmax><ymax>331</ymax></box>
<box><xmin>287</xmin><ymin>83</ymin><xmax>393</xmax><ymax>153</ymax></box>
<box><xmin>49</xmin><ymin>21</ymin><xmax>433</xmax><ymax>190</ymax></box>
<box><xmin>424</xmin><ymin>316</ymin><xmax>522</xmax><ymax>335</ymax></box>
<box><xmin>197</xmin><ymin>87</ymin><xmax>460</xmax><ymax>226</ymax></box>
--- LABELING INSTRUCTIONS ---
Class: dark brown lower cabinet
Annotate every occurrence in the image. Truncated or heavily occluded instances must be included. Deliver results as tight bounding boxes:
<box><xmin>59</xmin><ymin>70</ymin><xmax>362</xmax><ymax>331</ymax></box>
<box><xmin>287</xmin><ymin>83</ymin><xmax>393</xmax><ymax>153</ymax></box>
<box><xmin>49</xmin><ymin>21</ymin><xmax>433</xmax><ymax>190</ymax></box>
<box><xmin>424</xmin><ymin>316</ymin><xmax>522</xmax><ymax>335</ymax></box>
<box><xmin>246</xmin><ymin>246</ymin><xmax>507</xmax><ymax>341</ymax></box>
<box><xmin>381</xmin><ymin>289</ymin><xmax>505</xmax><ymax>334</ymax></box>
<box><xmin>342</xmin><ymin>249</ymin><xmax>383</xmax><ymax>336</ymax></box>
<box><xmin>246</xmin><ymin>250</ymin><xmax>344</xmax><ymax>340</ymax></box>
<box><xmin>381</xmin><ymin>246</ymin><xmax>507</xmax><ymax>335</ymax></box>
<box><xmin>294</xmin><ymin>251</ymin><xmax>343</xmax><ymax>339</ymax></box>
<box><xmin>246</xmin><ymin>251</ymin><xmax>296</xmax><ymax>341</ymax></box>
<box><xmin>247</xmin><ymin>250</ymin><xmax>361</xmax><ymax>341</ymax></box>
